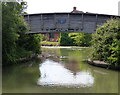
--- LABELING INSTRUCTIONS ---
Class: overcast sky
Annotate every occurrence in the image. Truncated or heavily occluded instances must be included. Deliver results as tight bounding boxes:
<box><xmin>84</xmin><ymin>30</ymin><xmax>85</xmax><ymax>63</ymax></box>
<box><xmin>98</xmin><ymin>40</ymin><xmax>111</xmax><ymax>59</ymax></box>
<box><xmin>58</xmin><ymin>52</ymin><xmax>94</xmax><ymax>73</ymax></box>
<box><xmin>25</xmin><ymin>0</ymin><xmax>119</xmax><ymax>15</ymax></box>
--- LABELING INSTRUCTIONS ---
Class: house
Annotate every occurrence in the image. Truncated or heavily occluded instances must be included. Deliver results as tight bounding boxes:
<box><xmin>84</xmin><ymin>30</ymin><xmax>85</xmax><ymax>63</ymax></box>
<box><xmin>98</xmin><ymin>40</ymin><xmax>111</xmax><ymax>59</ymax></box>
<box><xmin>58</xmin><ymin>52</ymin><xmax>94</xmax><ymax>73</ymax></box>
<box><xmin>41</xmin><ymin>33</ymin><xmax>60</xmax><ymax>42</ymax></box>
<box><xmin>71</xmin><ymin>7</ymin><xmax>84</xmax><ymax>13</ymax></box>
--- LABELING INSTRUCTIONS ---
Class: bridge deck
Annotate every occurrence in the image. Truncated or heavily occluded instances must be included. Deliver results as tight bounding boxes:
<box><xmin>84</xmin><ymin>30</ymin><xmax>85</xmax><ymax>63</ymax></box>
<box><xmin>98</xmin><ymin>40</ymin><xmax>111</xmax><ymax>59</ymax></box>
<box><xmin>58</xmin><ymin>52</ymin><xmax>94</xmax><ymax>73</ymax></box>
<box><xmin>24</xmin><ymin>13</ymin><xmax>119</xmax><ymax>34</ymax></box>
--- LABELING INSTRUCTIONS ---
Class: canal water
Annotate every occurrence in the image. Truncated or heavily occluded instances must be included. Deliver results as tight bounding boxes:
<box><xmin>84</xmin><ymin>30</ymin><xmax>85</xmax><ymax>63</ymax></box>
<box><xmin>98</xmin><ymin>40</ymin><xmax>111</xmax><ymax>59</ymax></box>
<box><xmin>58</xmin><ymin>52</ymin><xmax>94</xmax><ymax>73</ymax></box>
<box><xmin>2</xmin><ymin>47</ymin><xmax>118</xmax><ymax>93</ymax></box>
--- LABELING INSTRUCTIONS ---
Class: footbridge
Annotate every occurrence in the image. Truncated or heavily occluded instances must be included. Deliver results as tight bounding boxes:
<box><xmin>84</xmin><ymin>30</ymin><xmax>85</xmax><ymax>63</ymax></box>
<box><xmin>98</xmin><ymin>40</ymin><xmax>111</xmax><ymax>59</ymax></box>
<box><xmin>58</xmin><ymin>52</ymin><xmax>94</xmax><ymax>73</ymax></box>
<box><xmin>24</xmin><ymin>13</ymin><xmax>119</xmax><ymax>34</ymax></box>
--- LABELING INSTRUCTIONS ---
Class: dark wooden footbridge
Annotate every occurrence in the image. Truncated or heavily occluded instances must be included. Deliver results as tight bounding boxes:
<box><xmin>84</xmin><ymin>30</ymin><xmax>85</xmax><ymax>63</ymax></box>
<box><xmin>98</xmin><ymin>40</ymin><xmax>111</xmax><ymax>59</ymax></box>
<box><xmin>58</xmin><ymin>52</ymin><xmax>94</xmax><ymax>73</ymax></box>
<box><xmin>24</xmin><ymin>12</ymin><xmax>119</xmax><ymax>34</ymax></box>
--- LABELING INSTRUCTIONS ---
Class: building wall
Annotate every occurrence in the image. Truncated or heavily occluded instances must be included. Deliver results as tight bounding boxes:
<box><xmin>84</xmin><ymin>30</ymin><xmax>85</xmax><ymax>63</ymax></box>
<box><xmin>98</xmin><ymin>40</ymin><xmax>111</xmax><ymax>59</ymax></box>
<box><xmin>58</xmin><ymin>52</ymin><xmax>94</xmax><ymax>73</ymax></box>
<box><xmin>41</xmin><ymin>33</ymin><xmax>60</xmax><ymax>42</ymax></box>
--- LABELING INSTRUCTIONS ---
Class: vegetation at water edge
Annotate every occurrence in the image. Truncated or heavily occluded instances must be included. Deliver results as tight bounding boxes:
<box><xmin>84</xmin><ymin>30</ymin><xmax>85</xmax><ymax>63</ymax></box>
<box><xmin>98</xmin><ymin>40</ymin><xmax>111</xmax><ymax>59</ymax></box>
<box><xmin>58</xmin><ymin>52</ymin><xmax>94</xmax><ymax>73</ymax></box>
<box><xmin>91</xmin><ymin>19</ymin><xmax>120</xmax><ymax>67</ymax></box>
<box><xmin>2</xmin><ymin>1</ymin><xmax>41</xmax><ymax>65</ymax></box>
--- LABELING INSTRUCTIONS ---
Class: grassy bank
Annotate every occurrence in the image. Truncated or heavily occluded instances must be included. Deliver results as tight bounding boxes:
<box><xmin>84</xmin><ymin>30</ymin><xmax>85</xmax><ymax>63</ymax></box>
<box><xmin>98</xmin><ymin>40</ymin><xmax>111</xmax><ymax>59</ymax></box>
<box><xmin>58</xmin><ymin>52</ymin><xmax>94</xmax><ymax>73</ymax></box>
<box><xmin>41</xmin><ymin>41</ymin><xmax>59</xmax><ymax>46</ymax></box>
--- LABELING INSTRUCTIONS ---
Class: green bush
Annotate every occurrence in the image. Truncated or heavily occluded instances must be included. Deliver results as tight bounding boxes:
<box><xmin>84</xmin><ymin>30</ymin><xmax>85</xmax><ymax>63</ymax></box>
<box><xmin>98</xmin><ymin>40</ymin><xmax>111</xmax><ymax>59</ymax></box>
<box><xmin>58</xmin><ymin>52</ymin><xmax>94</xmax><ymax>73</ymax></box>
<box><xmin>59</xmin><ymin>33</ymin><xmax>73</xmax><ymax>46</ymax></box>
<box><xmin>69</xmin><ymin>33</ymin><xmax>92</xmax><ymax>46</ymax></box>
<box><xmin>59</xmin><ymin>33</ymin><xmax>92</xmax><ymax>46</ymax></box>
<box><xmin>92</xmin><ymin>19</ymin><xmax>120</xmax><ymax>67</ymax></box>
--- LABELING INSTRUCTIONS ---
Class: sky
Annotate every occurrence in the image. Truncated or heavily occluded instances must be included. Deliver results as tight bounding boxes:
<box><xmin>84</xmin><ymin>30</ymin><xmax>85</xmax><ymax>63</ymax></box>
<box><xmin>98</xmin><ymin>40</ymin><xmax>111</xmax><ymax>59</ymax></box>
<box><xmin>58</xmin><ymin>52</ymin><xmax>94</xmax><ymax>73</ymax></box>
<box><xmin>25</xmin><ymin>0</ymin><xmax>120</xmax><ymax>15</ymax></box>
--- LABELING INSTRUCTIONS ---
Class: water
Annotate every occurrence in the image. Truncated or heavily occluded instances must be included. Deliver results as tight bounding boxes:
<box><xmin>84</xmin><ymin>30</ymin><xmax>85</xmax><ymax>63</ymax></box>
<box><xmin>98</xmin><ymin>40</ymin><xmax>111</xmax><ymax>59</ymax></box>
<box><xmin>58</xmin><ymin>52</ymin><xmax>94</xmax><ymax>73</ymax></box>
<box><xmin>2</xmin><ymin>46</ymin><xmax>118</xmax><ymax>93</ymax></box>
<box><xmin>37</xmin><ymin>59</ymin><xmax>94</xmax><ymax>87</ymax></box>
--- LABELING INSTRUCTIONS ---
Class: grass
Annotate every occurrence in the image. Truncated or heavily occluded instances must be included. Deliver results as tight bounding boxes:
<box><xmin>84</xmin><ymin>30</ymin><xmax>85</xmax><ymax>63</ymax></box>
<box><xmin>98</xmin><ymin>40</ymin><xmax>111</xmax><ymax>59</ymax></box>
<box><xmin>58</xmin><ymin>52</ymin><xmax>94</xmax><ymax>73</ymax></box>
<box><xmin>41</xmin><ymin>41</ymin><xmax>59</xmax><ymax>46</ymax></box>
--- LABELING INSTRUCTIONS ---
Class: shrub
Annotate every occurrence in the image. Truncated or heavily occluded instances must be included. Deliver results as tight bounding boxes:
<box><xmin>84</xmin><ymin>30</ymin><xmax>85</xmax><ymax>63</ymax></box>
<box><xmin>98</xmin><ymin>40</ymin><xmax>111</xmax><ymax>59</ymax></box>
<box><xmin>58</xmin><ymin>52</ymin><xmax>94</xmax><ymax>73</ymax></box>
<box><xmin>92</xmin><ymin>19</ymin><xmax>120</xmax><ymax>67</ymax></box>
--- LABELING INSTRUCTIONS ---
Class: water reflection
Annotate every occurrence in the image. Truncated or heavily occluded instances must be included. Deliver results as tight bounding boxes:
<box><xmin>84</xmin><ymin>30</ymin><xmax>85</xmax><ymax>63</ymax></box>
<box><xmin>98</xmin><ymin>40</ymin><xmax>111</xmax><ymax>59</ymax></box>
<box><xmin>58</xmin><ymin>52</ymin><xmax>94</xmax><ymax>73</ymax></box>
<box><xmin>3</xmin><ymin>47</ymin><xmax>118</xmax><ymax>93</ymax></box>
<box><xmin>37</xmin><ymin>59</ymin><xmax>94</xmax><ymax>87</ymax></box>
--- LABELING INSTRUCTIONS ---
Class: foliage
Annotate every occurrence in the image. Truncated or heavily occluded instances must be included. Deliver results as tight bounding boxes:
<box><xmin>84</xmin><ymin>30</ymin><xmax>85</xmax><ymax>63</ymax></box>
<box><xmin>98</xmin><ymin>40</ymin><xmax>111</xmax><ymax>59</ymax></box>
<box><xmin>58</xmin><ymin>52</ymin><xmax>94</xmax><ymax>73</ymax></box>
<box><xmin>59</xmin><ymin>32</ymin><xmax>92</xmax><ymax>46</ymax></box>
<box><xmin>92</xmin><ymin>19</ymin><xmax>120</xmax><ymax>67</ymax></box>
<box><xmin>69</xmin><ymin>33</ymin><xmax>92</xmax><ymax>46</ymax></box>
<box><xmin>59</xmin><ymin>33</ymin><xmax>73</xmax><ymax>46</ymax></box>
<box><xmin>17</xmin><ymin>34</ymin><xmax>41</xmax><ymax>54</ymax></box>
<box><xmin>2</xmin><ymin>1</ymin><xmax>41</xmax><ymax>65</ymax></box>
<box><xmin>40</xmin><ymin>34</ymin><xmax>47</xmax><ymax>41</ymax></box>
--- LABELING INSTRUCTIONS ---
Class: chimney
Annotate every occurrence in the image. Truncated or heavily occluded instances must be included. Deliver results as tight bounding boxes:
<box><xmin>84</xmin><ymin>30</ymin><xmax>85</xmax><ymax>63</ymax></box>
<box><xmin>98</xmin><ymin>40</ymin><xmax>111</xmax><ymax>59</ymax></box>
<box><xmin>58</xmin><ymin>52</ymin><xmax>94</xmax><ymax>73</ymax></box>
<box><xmin>73</xmin><ymin>7</ymin><xmax>76</xmax><ymax>11</ymax></box>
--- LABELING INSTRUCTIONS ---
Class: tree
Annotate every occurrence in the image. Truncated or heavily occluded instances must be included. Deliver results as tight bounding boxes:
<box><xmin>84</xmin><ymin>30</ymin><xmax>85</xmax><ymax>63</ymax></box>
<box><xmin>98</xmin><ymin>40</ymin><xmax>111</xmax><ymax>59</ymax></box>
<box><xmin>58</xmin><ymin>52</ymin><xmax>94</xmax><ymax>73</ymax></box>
<box><xmin>2</xmin><ymin>1</ymin><xmax>41</xmax><ymax>65</ymax></box>
<box><xmin>92</xmin><ymin>19</ymin><xmax>120</xmax><ymax>67</ymax></box>
<box><xmin>59</xmin><ymin>33</ymin><xmax>73</xmax><ymax>46</ymax></box>
<box><xmin>59</xmin><ymin>32</ymin><xmax>92</xmax><ymax>46</ymax></box>
<box><xmin>69</xmin><ymin>33</ymin><xmax>92</xmax><ymax>46</ymax></box>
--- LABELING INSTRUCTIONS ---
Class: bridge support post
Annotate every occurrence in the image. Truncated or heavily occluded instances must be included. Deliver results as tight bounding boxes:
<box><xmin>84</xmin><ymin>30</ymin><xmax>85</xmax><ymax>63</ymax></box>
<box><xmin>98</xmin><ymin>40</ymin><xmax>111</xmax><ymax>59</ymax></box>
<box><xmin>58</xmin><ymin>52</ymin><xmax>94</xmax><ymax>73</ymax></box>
<box><xmin>95</xmin><ymin>15</ymin><xmax>98</xmax><ymax>29</ymax></box>
<box><xmin>41</xmin><ymin>14</ymin><xmax>44</xmax><ymax>31</ymax></box>
<box><xmin>68</xmin><ymin>14</ymin><xmax>70</xmax><ymax>29</ymax></box>
<box><xmin>81</xmin><ymin>14</ymin><xmax>84</xmax><ymax>30</ymax></box>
